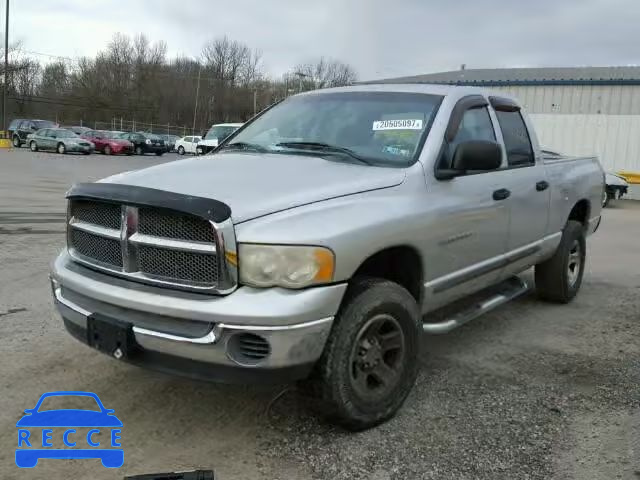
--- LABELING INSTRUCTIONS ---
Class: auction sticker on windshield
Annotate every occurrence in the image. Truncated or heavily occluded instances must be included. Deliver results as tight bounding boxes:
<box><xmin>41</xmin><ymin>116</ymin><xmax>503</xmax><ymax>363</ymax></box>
<box><xmin>373</xmin><ymin>119</ymin><xmax>423</xmax><ymax>130</ymax></box>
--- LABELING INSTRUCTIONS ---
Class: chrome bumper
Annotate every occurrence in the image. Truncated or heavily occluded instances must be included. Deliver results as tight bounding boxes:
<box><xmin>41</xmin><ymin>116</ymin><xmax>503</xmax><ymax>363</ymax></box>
<box><xmin>51</xmin><ymin>251</ymin><xmax>346</xmax><ymax>382</ymax></box>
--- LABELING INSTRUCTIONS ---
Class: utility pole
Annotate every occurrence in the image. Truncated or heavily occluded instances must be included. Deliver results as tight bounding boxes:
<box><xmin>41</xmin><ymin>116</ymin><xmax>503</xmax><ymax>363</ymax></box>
<box><xmin>3</xmin><ymin>0</ymin><xmax>9</xmax><ymax>134</ymax></box>
<box><xmin>253</xmin><ymin>90</ymin><xmax>257</xmax><ymax>117</ymax></box>
<box><xmin>192</xmin><ymin>64</ymin><xmax>201</xmax><ymax>136</ymax></box>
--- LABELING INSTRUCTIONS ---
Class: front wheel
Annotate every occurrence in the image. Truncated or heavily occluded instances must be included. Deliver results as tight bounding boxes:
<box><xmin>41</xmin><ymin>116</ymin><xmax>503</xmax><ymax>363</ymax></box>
<box><xmin>535</xmin><ymin>220</ymin><xmax>586</xmax><ymax>303</ymax></box>
<box><xmin>57</xmin><ymin>143</ymin><xmax>66</xmax><ymax>154</ymax></box>
<box><xmin>178</xmin><ymin>146</ymin><xmax>185</xmax><ymax>155</ymax></box>
<box><xmin>12</xmin><ymin>136</ymin><xmax>21</xmax><ymax>148</ymax></box>
<box><xmin>196</xmin><ymin>147</ymin><xmax>203</xmax><ymax>155</ymax></box>
<box><xmin>29</xmin><ymin>141</ymin><xmax>38</xmax><ymax>152</ymax></box>
<box><xmin>602</xmin><ymin>191</ymin><xmax>613</xmax><ymax>208</ymax></box>
<box><xmin>155</xmin><ymin>151</ymin><xmax>163</xmax><ymax>156</ymax></box>
<box><xmin>135</xmin><ymin>146</ymin><xmax>143</xmax><ymax>155</ymax></box>
<box><xmin>302</xmin><ymin>278</ymin><xmax>421</xmax><ymax>430</ymax></box>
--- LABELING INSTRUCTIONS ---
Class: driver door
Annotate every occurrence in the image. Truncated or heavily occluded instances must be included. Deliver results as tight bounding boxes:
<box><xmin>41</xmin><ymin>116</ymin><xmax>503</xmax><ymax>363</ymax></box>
<box><xmin>424</xmin><ymin>98</ymin><xmax>510</xmax><ymax>309</ymax></box>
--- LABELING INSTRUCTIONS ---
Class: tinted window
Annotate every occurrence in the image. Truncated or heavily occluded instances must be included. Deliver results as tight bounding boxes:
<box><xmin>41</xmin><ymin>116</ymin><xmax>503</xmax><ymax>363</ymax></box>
<box><xmin>495</xmin><ymin>110</ymin><xmax>534</xmax><ymax>167</ymax></box>
<box><xmin>184</xmin><ymin>136</ymin><xmax>192</xmax><ymax>142</ymax></box>
<box><xmin>450</xmin><ymin>107</ymin><xmax>495</xmax><ymax>155</ymax></box>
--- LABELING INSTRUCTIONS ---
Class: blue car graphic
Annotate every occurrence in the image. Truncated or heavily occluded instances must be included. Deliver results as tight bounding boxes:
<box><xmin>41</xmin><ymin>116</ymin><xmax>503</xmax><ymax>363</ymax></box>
<box><xmin>16</xmin><ymin>391</ymin><xmax>123</xmax><ymax>468</ymax></box>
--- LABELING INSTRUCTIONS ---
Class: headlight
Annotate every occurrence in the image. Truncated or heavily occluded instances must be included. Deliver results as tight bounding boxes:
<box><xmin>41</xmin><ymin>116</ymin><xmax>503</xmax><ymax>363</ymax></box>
<box><xmin>145</xmin><ymin>138</ymin><xmax>151</xmax><ymax>145</ymax></box>
<box><xmin>238</xmin><ymin>244</ymin><xmax>334</xmax><ymax>288</ymax></box>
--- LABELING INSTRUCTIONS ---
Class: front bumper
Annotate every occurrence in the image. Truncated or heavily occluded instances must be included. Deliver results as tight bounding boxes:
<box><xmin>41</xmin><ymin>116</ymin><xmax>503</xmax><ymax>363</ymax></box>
<box><xmin>51</xmin><ymin>251</ymin><xmax>346</xmax><ymax>383</ymax></box>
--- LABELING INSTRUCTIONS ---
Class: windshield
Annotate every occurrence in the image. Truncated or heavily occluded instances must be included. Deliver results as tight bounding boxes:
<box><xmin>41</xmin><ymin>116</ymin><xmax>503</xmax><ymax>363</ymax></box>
<box><xmin>104</xmin><ymin>131</ymin><xmax>123</xmax><ymax>139</ymax></box>
<box><xmin>34</xmin><ymin>120</ymin><xmax>56</xmax><ymax>129</ymax></box>
<box><xmin>53</xmin><ymin>129</ymin><xmax>78</xmax><ymax>138</ymax></box>
<box><xmin>37</xmin><ymin>395</ymin><xmax>101</xmax><ymax>412</ymax></box>
<box><xmin>224</xmin><ymin>92</ymin><xmax>442</xmax><ymax>166</ymax></box>
<box><xmin>205</xmin><ymin>126</ymin><xmax>238</xmax><ymax>140</ymax></box>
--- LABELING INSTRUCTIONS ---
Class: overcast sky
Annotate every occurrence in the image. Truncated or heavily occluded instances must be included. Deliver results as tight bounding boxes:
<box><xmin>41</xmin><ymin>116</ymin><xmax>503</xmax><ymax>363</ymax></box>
<box><xmin>10</xmin><ymin>0</ymin><xmax>640</xmax><ymax>80</ymax></box>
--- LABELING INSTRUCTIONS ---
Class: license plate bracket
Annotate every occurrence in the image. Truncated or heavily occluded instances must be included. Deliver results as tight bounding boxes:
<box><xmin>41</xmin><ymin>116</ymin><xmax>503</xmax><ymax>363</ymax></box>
<box><xmin>87</xmin><ymin>314</ymin><xmax>136</xmax><ymax>359</ymax></box>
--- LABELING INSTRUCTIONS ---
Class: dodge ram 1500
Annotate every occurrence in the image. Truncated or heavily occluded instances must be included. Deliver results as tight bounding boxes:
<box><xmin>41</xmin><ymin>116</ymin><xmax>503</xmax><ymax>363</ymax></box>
<box><xmin>51</xmin><ymin>84</ymin><xmax>604</xmax><ymax>430</ymax></box>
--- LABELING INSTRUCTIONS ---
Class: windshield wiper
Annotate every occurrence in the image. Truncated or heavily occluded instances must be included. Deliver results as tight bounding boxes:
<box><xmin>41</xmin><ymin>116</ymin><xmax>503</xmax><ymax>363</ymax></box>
<box><xmin>275</xmin><ymin>142</ymin><xmax>373</xmax><ymax>165</ymax></box>
<box><xmin>220</xmin><ymin>141</ymin><xmax>268</xmax><ymax>153</ymax></box>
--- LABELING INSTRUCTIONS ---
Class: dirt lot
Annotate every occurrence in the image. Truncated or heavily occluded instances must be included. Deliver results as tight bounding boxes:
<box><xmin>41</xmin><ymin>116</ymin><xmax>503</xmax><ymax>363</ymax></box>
<box><xmin>0</xmin><ymin>148</ymin><xmax>638</xmax><ymax>480</ymax></box>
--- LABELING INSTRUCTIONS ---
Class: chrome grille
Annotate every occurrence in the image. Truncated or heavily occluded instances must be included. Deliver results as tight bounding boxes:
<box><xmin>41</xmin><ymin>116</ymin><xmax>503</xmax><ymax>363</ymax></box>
<box><xmin>138</xmin><ymin>246</ymin><xmax>218</xmax><ymax>285</ymax></box>
<box><xmin>70</xmin><ymin>200</ymin><xmax>121</xmax><ymax>229</ymax></box>
<box><xmin>71</xmin><ymin>229</ymin><xmax>122</xmax><ymax>268</ymax></box>
<box><xmin>66</xmin><ymin>199</ymin><xmax>235</xmax><ymax>293</ymax></box>
<box><xmin>138</xmin><ymin>207</ymin><xmax>215</xmax><ymax>243</ymax></box>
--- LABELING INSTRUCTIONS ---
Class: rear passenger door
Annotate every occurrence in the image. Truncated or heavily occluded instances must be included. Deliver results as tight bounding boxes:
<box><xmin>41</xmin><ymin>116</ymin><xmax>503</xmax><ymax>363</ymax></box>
<box><xmin>490</xmin><ymin>97</ymin><xmax>550</xmax><ymax>267</ymax></box>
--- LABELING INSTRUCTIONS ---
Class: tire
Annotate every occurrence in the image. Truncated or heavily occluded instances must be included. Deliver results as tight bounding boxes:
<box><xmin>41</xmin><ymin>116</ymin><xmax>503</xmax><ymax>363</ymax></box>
<box><xmin>135</xmin><ymin>146</ymin><xmax>143</xmax><ymax>155</ymax></box>
<box><xmin>602</xmin><ymin>191</ymin><xmax>613</xmax><ymax>208</ymax></box>
<box><xmin>535</xmin><ymin>220</ymin><xmax>586</xmax><ymax>303</ymax></box>
<box><xmin>57</xmin><ymin>143</ymin><xmax>66</xmax><ymax>154</ymax></box>
<box><xmin>302</xmin><ymin>278</ymin><xmax>421</xmax><ymax>430</ymax></box>
<box><xmin>104</xmin><ymin>145</ymin><xmax>112</xmax><ymax>155</ymax></box>
<box><xmin>155</xmin><ymin>151</ymin><xmax>163</xmax><ymax>156</ymax></box>
<box><xmin>178</xmin><ymin>146</ymin><xmax>185</xmax><ymax>155</ymax></box>
<box><xmin>12</xmin><ymin>136</ymin><xmax>21</xmax><ymax>148</ymax></box>
<box><xmin>29</xmin><ymin>141</ymin><xmax>38</xmax><ymax>152</ymax></box>
<box><xmin>196</xmin><ymin>147</ymin><xmax>203</xmax><ymax>155</ymax></box>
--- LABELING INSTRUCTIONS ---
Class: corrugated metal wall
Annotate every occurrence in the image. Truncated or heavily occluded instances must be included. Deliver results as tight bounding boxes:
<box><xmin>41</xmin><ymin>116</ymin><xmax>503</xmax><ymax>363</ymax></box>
<box><xmin>486</xmin><ymin>85</ymin><xmax>640</xmax><ymax>174</ymax></box>
<box><xmin>529</xmin><ymin>114</ymin><xmax>640</xmax><ymax>172</ymax></box>
<box><xmin>494</xmin><ymin>85</ymin><xmax>640</xmax><ymax>114</ymax></box>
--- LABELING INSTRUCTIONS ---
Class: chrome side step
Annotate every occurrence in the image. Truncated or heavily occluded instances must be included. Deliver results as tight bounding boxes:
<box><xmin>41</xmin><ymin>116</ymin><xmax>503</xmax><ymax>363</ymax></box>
<box><xmin>422</xmin><ymin>276</ymin><xmax>529</xmax><ymax>335</ymax></box>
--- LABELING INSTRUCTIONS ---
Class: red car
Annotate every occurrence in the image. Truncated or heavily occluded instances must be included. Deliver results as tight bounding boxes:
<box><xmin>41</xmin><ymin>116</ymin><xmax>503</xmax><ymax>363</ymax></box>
<box><xmin>82</xmin><ymin>130</ymin><xmax>133</xmax><ymax>155</ymax></box>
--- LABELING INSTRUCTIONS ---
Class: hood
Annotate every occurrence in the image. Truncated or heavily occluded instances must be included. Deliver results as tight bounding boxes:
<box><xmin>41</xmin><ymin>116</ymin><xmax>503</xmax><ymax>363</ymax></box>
<box><xmin>101</xmin><ymin>152</ymin><xmax>406</xmax><ymax>223</ymax></box>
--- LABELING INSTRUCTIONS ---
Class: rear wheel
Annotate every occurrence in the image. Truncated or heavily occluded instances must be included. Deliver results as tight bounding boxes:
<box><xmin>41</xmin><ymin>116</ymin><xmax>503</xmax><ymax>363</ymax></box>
<box><xmin>29</xmin><ymin>141</ymin><xmax>38</xmax><ymax>152</ymax></box>
<box><xmin>12</xmin><ymin>136</ymin><xmax>21</xmax><ymax>148</ymax></box>
<box><xmin>602</xmin><ymin>191</ymin><xmax>613</xmax><ymax>208</ymax></box>
<box><xmin>302</xmin><ymin>278</ymin><xmax>421</xmax><ymax>430</ymax></box>
<box><xmin>104</xmin><ymin>145</ymin><xmax>112</xmax><ymax>155</ymax></box>
<box><xmin>535</xmin><ymin>220</ymin><xmax>586</xmax><ymax>303</ymax></box>
<box><xmin>57</xmin><ymin>143</ymin><xmax>66</xmax><ymax>154</ymax></box>
<box><xmin>178</xmin><ymin>146</ymin><xmax>185</xmax><ymax>155</ymax></box>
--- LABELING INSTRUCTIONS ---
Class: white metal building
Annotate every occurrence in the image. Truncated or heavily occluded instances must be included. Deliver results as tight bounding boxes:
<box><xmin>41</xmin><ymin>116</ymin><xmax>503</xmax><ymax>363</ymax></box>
<box><xmin>369</xmin><ymin>66</ymin><xmax>640</xmax><ymax>175</ymax></box>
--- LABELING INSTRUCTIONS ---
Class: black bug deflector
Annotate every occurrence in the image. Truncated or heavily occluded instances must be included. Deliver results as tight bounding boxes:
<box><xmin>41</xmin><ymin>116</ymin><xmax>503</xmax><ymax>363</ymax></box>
<box><xmin>66</xmin><ymin>183</ymin><xmax>232</xmax><ymax>223</ymax></box>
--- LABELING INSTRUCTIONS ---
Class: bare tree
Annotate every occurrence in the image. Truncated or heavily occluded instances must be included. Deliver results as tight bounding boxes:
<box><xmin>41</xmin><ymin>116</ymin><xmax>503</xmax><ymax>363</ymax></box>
<box><xmin>291</xmin><ymin>57</ymin><xmax>358</xmax><ymax>91</ymax></box>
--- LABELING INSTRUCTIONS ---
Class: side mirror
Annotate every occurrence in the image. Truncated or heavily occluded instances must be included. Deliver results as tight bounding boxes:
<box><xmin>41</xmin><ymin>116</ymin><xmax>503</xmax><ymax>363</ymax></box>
<box><xmin>453</xmin><ymin>140</ymin><xmax>502</xmax><ymax>171</ymax></box>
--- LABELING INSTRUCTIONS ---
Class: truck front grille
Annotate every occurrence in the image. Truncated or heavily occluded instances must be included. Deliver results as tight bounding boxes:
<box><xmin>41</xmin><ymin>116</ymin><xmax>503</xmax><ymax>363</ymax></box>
<box><xmin>66</xmin><ymin>199</ymin><xmax>230</xmax><ymax>292</ymax></box>
<box><xmin>70</xmin><ymin>229</ymin><xmax>123</xmax><ymax>268</ymax></box>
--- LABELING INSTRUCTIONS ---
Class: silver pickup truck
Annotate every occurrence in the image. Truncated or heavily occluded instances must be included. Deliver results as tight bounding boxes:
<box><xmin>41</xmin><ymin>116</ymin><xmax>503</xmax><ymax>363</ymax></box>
<box><xmin>51</xmin><ymin>84</ymin><xmax>604</xmax><ymax>430</ymax></box>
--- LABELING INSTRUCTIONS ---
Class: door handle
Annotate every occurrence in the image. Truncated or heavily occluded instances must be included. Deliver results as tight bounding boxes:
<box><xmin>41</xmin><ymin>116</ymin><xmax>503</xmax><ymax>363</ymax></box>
<box><xmin>536</xmin><ymin>180</ymin><xmax>549</xmax><ymax>191</ymax></box>
<box><xmin>493</xmin><ymin>188</ymin><xmax>511</xmax><ymax>201</ymax></box>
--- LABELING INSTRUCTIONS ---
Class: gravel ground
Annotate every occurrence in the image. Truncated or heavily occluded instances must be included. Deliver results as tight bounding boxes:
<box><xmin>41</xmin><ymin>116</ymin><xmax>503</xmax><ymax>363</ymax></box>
<box><xmin>0</xmin><ymin>148</ymin><xmax>638</xmax><ymax>479</ymax></box>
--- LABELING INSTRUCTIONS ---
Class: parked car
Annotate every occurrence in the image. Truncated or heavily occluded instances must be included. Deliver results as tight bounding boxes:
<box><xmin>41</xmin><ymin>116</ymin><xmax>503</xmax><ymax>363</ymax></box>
<box><xmin>27</xmin><ymin>128</ymin><xmax>94</xmax><ymax>154</ymax></box>
<box><xmin>82</xmin><ymin>130</ymin><xmax>133</xmax><ymax>155</ymax></box>
<box><xmin>175</xmin><ymin>135</ymin><xmax>202</xmax><ymax>155</ymax></box>
<box><xmin>51</xmin><ymin>85</ymin><xmax>603</xmax><ymax>430</ymax></box>
<box><xmin>117</xmin><ymin>132</ymin><xmax>165</xmax><ymax>156</ymax></box>
<box><xmin>159</xmin><ymin>134</ymin><xmax>180</xmax><ymax>152</ymax></box>
<box><xmin>604</xmin><ymin>172</ymin><xmax>629</xmax><ymax>207</ymax></box>
<box><xmin>65</xmin><ymin>126</ymin><xmax>92</xmax><ymax>136</ymax></box>
<box><xmin>8</xmin><ymin>119</ymin><xmax>57</xmax><ymax>147</ymax></box>
<box><xmin>196</xmin><ymin>123</ymin><xmax>242</xmax><ymax>155</ymax></box>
